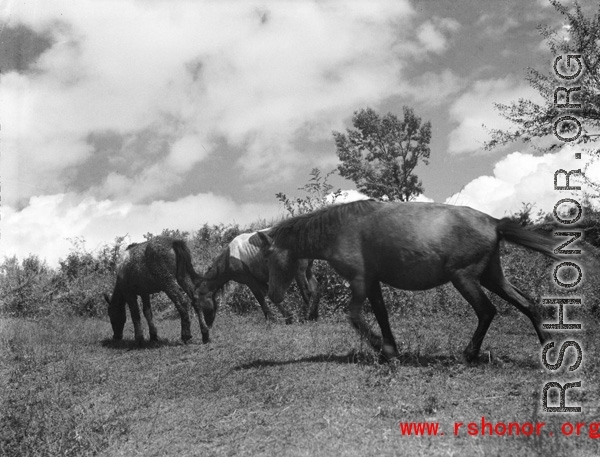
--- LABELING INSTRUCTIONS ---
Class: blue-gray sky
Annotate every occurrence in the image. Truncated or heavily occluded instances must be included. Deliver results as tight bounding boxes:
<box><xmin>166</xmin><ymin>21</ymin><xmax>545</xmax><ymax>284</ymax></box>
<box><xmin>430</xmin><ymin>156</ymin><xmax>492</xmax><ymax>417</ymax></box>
<box><xmin>0</xmin><ymin>0</ymin><xmax>594</xmax><ymax>264</ymax></box>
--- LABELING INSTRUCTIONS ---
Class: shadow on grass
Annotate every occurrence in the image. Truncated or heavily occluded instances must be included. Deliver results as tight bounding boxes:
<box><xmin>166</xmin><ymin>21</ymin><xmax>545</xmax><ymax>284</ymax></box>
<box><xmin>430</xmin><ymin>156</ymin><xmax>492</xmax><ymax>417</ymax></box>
<box><xmin>500</xmin><ymin>355</ymin><xmax>541</xmax><ymax>370</ymax></box>
<box><xmin>234</xmin><ymin>350</ymin><xmax>462</xmax><ymax>370</ymax></box>
<box><xmin>100</xmin><ymin>338</ymin><xmax>184</xmax><ymax>350</ymax></box>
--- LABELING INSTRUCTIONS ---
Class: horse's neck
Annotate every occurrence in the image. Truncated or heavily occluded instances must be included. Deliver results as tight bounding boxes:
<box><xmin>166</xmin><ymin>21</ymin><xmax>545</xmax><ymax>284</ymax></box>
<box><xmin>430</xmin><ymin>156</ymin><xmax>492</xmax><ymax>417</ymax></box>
<box><xmin>206</xmin><ymin>252</ymin><xmax>234</xmax><ymax>291</ymax></box>
<box><xmin>290</xmin><ymin>231</ymin><xmax>334</xmax><ymax>260</ymax></box>
<box><xmin>208</xmin><ymin>273</ymin><xmax>229</xmax><ymax>291</ymax></box>
<box><xmin>290</xmin><ymin>244</ymin><xmax>328</xmax><ymax>261</ymax></box>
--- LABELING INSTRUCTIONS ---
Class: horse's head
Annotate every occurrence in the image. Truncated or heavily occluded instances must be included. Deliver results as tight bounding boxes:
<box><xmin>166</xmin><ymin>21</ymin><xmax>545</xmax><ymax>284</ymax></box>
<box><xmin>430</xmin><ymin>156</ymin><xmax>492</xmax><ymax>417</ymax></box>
<box><xmin>257</xmin><ymin>231</ymin><xmax>298</xmax><ymax>304</ymax></box>
<box><xmin>193</xmin><ymin>269</ymin><xmax>219</xmax><ymax>327</ymax></box>
<box><xmin>103</xmin><ymin>292</ymin><xmax>126</xmax><ymax>340</ymax></box>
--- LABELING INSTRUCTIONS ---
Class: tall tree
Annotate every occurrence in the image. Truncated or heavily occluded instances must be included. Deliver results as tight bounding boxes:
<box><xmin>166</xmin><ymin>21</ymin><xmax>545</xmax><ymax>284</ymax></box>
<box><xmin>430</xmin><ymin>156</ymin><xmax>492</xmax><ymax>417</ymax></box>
<box><xmin>485</xmin><ymin>1</ymin><xmax>600</xmax><ymax>191</ymax></box>
<box><xmin>333</xmin><ymin>107</ymin><xmax>432</xmax><ymax>202</ymax></box>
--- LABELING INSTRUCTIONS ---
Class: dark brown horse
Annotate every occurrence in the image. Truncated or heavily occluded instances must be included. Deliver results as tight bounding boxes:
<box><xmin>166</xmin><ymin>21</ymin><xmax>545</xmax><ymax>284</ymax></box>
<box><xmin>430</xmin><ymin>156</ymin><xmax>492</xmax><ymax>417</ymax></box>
<box><xmin>258</xmin><ymin>200</ymin><xmax>561</xmax><ymax>362</ymax></box>
<box><xmin>104</xmin><ymin>236</ymin><xmax>211</xmax><ymax>344</ymax></box>
<box><xmin>195</xmin><ymin>230</ymin><xmax>320</xmax><ymax>325</ymax></box>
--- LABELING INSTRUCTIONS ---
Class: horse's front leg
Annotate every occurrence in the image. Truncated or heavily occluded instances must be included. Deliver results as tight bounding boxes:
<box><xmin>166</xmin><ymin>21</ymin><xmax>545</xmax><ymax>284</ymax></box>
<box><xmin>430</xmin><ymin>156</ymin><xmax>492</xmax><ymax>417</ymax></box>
<box><xmin>247</xmin><ymin>282</ymin><xmax>275</xmax><ymax>321</ymax></box>
<box><xmin>306</xmin><ymin>274</ymin><xmax>321</xmax><ymax>321</ymax></box>
<box><xmin>248</xmin><ymin>279</ymin><xmax>292</xmax><ymax>325</ymax></box>
<box><xmin>188</xmin><ymin>294</ymin><xmax>210</xmax><ymax>344</ymax></box>
<box><xmin>295</xmin><ymin>264</ymin><xmax>320</xmax><ymax>321</ymax></box>
<box><xmin>348</xmin><ymin>279</ymin><xmax>396</xmax><ymax>361</ymax></box>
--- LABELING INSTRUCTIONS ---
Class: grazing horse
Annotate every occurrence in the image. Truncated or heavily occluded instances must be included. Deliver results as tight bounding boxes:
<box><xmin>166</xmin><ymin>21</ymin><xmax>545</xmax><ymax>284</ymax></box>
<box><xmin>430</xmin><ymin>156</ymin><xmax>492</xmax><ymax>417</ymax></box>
<box><xmin>104</xmin><ymin>236</ymin><xmax>211</xmax><ymax>344</ymax></box>
<box><xmin>258</xmin><ymin>200</ymin><xmax>561</xmax><ymax>362</ymax></box>
<box><xmin>195</xmin><ymin>230</ymin><xmax>320</xmax><ymax>325</ymax></box>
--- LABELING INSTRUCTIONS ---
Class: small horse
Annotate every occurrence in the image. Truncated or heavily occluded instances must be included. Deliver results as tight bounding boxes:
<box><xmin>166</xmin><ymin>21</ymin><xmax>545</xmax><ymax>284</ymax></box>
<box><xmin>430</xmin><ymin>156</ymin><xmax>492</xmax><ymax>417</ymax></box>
<box><xmin>258</xmin><ymin>200</ymin><xmax>562</xmax><ymax>362</ymax></box>
<box><xmin>104</xmin><ymin>236</ymin><xmax>211</xmax><ymax>344</ymax></box>
<box><xmin>195</xmin><ymin>230</ymin><xmax>320</xmax><ymax>325</ymax></box>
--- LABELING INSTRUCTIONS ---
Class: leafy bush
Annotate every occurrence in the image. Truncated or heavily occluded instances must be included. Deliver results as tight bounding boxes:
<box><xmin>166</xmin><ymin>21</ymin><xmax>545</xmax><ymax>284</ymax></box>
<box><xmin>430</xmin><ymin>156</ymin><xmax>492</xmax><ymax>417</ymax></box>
<box><xmin>0</xmin><ymin>255</ymin><xmax>53</xmax><ymax>317</ymax></box>
<box><xmin>0</xmin><ymin>238</ymin><xmax>126</xmax><ymax>318</ymax></box>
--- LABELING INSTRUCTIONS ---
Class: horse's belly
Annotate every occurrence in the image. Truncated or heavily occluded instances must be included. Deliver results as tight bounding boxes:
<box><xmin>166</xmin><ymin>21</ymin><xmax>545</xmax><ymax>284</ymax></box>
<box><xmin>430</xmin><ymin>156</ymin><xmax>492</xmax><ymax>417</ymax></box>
<box><xmin>127</xmin><ymin>282</ymin><xmax>162</xmax><ymax>296</ymax></box>
<box><xmin>383</xmin><ymin>274</ymin><xmax>447</xmax><ymax>291</ymax></box>
<box><xmin>119</xmin><ymin>270</ymin><xmax>165</xmax><ymax>296</ymax></box>
<box><xmin>376</xmin><ymin>260</ymin><xmax>449</xmax><ymax>291</ymax></box>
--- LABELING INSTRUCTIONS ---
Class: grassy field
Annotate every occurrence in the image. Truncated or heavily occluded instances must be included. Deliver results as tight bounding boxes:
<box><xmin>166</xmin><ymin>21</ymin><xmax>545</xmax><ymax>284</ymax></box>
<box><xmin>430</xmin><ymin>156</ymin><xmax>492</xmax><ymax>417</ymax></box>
<box><xmin>2</xmin><ymin>290</ymin><xmax>600</xmax><ymax>457</ymax></box>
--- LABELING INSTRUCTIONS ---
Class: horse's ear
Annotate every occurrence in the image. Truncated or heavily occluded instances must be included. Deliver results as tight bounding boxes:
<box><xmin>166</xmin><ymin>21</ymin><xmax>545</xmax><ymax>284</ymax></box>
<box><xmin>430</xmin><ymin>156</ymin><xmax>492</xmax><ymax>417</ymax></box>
<box><xmin>257</xmin><ymin>231</ymin><xmax>273</xmax><ymax>248</ymax></box>
<box><xmin>103</xmin><ymin>293</ymin><xmax>111</xmax><ymax>306</ymax></box>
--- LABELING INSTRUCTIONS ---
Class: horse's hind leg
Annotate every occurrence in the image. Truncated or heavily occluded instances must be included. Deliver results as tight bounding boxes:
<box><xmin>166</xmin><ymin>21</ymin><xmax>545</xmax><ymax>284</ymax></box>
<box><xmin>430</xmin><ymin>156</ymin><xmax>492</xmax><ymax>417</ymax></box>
<box><xmin>141</xmin><ymin>294</ymin><xmax>158</xmax><ymax>341</ymax></box>
<box><xmin>367</xmin><ymin>282</ymin><xmax>399</xmax><ymax>361</ymax></box>
<box><xmin>163</xmin><ymin>284</ymin><xmax>193</xmax><ymax>343</ymax></box>
<box><xmin>451</xmin><ymin>274</ymin><xmax>497</xmax><ymax>362</ymax></box>
<box><xmin>178</xmin><ymin>276</ymin><xmax>210</xmax><ymax>343</ymax></box>
<box><xmin>481</xmin><ymin>252</ymin><xmax>550</xmax><ymax>345</ymax></box>
<box><xmin>126</xmin><ymin>295</ymin><xmax>145</xmax><ymax>345</ymax></box>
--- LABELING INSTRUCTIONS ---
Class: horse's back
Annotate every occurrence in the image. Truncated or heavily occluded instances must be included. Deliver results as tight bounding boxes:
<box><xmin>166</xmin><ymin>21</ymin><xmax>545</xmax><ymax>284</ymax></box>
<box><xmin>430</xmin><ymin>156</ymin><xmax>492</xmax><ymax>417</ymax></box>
<box><xmin>359</xmin><ymin>202</ymin><xmax>497</xmax><ymax>244</ymax></box>
<box><xmin>229</xmin><ymin>231</ymin><xmax>269</xmax><ymax>279</ymax></box>
<box><xmin>115</xmin><ymin>237</ymin><xmax>180</xmax><ymax>295</ymax></box>
<box><xmin>336</xmin><ymin>203</ymin><xmax>499</xmax><ymax>289</ymax></box>
<box><xmin>386</xmin><ymin>202</ymin><xmax>493</xmax><ymax>236</ymax></box>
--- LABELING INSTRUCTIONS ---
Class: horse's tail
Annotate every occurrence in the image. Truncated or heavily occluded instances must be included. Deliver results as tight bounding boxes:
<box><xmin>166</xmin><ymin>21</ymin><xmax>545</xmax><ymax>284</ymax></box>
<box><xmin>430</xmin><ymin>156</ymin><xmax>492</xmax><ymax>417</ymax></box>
<box><xmin>172</xmin><ymin>240</ymin><xmax>199</xmax><ymax>282</ymax></box>
<box><xmin>496</xmin><ymin>218</ymin><xmax>561</xmax><ymax>261</ymax></box>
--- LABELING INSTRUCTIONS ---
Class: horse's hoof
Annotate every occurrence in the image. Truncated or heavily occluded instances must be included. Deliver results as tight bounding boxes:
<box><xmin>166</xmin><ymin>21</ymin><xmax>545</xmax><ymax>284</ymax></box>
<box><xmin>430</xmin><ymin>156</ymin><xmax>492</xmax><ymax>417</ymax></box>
<box><xmin>148</xmin><ymin>339</ymin><xmax>160</xmax><ymax>348</ymax></box>
<box><xmin>463</xmin><ymin>351</ymin><xmax>484</xmax><ymax>364</ymax></box>
<box><xmin>284</xmin><ymin>317</ymin><xmax>293</xmax><ymax>325</ymax></box>
<box><xmin>380</xmin><ymin>343</ymin><xmax>400</xmax><ymax>363</ymax></box>
<box><xmin>201</xmin><ymin>333</ymin><xmax>210</xmax><ymax>344</ymax></box>
<box><xmin>205</xmin><ymin>313</ymin><xmax>216</xmax><ymax>328</ymax></box>
<box><xmin>308</xmin><ymin>313</ymin><xmax>318</xmax><ymax>321</ymax></box>
<box><xmin>378</xmin><ymin>353</ymin><xmax>389</xmax><ymax>364</ymax></box>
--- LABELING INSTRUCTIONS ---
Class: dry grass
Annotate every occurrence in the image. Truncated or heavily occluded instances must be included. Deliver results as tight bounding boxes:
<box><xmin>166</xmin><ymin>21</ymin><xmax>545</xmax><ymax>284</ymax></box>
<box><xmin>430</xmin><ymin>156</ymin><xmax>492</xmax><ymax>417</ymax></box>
<box><xmin>2</xmin><ymin>297</ymin><xmax>600</xmax><ymax>457</ymax></box>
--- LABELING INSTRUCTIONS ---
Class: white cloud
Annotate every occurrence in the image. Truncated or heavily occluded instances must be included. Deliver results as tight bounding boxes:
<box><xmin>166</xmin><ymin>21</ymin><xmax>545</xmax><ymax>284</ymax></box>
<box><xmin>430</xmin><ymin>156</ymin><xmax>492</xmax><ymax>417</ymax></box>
<box><xmin>447</xmin><ymin>76</ymin><xmax>544</xmax><ymax>155</ymax></box>
<box><xmin>1</xmin><ymin>0</ymin><xmax>421</xmax><ymax>206</ymax></box>
<box><xmin>445</xmin><ymin>144</ymin><xmax>593</xmax><ymax>218</ymax></box>
<box><xmin>167</xmin><ymin>135</ymin><xmax>211</xmax><ymax>174</ymax></box>
<box><xmin>411</xmin><ymin>193</ymin><xmax>435</xmax><ymax>203</ymax></box>
<box><xmin>329</xmin><ymin>189</ymin><xmax>370</xmax><ymax>204</ymax></box>
<box><xmin>0</xmin><ymin>192</ymin><xmax>282</xmax><ymax>266</ymax></box>
<box><xmin>5</xmin><ymin>0</ymin><xmax>534</xmax><ymax>266</ymax></box>
<box><xmin>409</xmin><ymin>69</ymin><xmax>466</xmax><ymax>106</ymax></box>
<box><xmin>476</xmin><ymin>14</ymin><xmax>520</xmax><ymax>38</ymax></box>
<box><xmin>416</xmin><ymin>17</ymin><xmax>461</xmax><ymax>54</ymax></box>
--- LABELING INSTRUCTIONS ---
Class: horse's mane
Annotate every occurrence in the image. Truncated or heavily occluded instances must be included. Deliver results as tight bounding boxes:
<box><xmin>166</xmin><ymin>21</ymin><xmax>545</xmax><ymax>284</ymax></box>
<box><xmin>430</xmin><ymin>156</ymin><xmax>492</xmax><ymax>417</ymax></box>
<box><xmin>270</xmin><ymin>199</ymin><xmax>381</xmax><ymax>254</ymax></box>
